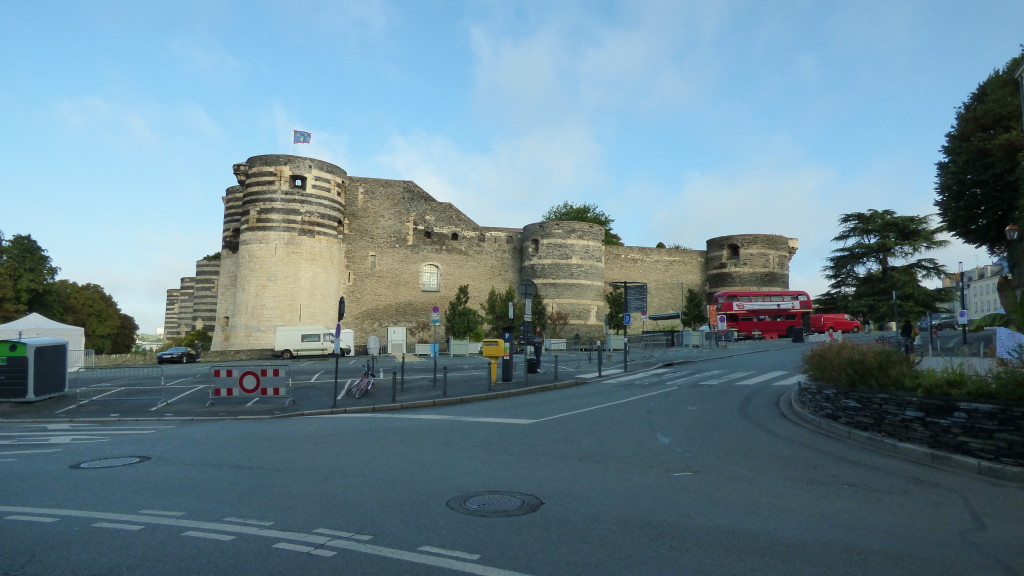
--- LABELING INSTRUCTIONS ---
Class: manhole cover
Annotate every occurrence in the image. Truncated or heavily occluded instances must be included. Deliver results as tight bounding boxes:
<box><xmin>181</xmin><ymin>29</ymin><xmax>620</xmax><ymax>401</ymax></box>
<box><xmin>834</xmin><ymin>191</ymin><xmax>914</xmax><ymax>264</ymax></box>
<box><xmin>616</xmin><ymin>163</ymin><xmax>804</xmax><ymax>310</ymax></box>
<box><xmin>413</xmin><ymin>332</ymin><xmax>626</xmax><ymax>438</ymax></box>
<box><xmin>70</xmin><ymin>456</ymin><xmax>151</xmax><ymax>469</ymax></box>
<box><xmin>447</xmin><ymin>491</ymin><xmax>543</xmax><ymax>517</ymax></box>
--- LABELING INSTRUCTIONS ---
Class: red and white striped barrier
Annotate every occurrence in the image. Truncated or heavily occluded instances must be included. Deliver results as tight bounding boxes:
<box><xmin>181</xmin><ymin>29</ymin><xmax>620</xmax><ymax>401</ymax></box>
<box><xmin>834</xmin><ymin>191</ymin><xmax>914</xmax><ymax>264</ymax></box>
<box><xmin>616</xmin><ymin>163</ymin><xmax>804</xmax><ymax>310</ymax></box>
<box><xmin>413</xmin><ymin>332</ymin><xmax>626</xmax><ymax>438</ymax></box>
<box><xmin>207</xmin><ymin>365</ymin><xmax>291</xmax><ymax>404</ymax></box>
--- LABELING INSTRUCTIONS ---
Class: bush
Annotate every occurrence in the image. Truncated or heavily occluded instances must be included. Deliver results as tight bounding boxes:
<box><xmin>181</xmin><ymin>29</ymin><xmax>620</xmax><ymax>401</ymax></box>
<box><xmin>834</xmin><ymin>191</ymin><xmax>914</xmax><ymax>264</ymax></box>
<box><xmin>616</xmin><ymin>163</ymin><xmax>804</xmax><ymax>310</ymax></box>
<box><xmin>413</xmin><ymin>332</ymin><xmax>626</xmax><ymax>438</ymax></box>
<box><xmin>801</xmin><ymin>341</ymin><xmax>1024</xmax><ymax>401</ymax></box>
<box><xmin>801</xmin><ymin>342</ymin><xmax>918</xmax><ymax>390</ymax></box>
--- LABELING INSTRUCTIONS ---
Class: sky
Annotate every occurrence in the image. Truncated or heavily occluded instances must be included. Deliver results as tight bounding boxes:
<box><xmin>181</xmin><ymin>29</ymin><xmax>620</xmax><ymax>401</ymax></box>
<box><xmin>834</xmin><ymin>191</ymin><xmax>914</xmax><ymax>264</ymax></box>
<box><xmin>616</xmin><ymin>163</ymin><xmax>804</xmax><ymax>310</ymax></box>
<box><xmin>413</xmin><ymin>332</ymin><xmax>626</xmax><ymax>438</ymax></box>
<box><xmin>1</xmin><ymin>0</ymin><xmax>1020</xmax><ymax>334</ymax></box>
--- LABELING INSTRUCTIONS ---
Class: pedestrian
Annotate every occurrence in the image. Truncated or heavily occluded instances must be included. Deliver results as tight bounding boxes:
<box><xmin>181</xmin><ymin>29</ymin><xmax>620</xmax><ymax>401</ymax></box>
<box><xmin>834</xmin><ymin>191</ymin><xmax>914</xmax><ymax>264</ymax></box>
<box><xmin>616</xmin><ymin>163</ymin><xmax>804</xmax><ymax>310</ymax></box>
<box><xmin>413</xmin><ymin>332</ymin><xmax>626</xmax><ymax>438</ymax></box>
<box><xmin>827</xmin><ymin>327</ymin><xmax>837</xmax><ymax>343</ymax></box>
<box><xmin>900</xmin><ymin>319</ymin><xmax>914</xmax><ymax>355</ymax></box>
<box><xmin>533</xmin><ymin>327</ymin><xmax>544</xmax><ymax>371</ymax></box>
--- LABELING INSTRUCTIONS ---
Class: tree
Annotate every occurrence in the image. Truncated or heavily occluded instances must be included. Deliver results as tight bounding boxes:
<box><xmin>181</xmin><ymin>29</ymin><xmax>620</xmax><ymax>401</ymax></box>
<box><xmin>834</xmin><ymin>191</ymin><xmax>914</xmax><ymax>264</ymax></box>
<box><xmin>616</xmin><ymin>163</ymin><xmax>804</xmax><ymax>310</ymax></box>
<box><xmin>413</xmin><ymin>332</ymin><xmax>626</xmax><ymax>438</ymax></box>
<box><xmin>681</xmin><ymin>288</ymin><xmax>708</xmax><ymax>330</ymax></box>
<box><xmin>181</xmin><ymin>328</ymin><xmax>211</xmax><ymax>351</ymax></box>
<box><xmin>480</xmin><ymin>285</ymin><xmax>548</xmax><ymax>339</ymax></box>
<box><xmin>934</xmin><ymin>50</ymin><xmax>1024</xmax><ymax>255</ymax></box>
<box><xmin>0</xmin><ymin>233</ymin><xmax>60</xmax><ymax>322</ymax></box>
<box><xmin>543</xmin><ymin>201</ymin><xmax>623</xmax><ymax>246</ymax></box>
<box><xmin>444</xmin><ymin>285</ymin><xmax>483</xmax><ymax>339</ymax></box>
<box><xmin>51</xmin><ymin>280</ymin><xmax>137</xmax><ymax>354</ymax></box>
<box><xmin>480</xmin><ymin>285</ymin><xmax>520</xmax><ymax>337</ymax></box>
<box><xmin>604</xmin><ymin>287</ymin><xmax>625</xmax><ymax>333</ymax></box>
<box><xmin>819</xmin><ymin>210</ymin><xmax>954</xmax><ymax>325</ymax></box>
<box><xmin>546</xmin><ymin>310</ymin><xmax>570</xmax><ymax>338</ymax></box>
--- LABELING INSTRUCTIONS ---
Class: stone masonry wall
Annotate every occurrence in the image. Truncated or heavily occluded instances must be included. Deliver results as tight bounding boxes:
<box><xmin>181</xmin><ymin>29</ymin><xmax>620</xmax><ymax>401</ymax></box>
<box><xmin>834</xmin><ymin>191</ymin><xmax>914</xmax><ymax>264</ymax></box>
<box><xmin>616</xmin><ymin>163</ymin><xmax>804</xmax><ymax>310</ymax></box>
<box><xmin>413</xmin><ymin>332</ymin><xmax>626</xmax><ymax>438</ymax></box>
<box><xmin>798</xmin><ymin>381</ymin><xmax>1024</xmax><ymax>467</ymax></box>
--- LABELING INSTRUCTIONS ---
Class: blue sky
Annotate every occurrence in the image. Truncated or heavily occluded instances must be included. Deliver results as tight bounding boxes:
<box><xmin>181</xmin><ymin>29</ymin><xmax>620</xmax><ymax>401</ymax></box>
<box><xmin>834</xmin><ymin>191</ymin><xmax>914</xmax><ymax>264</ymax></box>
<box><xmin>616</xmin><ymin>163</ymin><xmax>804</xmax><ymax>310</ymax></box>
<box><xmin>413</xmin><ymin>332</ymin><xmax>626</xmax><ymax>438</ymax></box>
<box><xmin>1</xmin><ymin>0</ymin><xmax>1019</xmax><ymax>334</ymax></box>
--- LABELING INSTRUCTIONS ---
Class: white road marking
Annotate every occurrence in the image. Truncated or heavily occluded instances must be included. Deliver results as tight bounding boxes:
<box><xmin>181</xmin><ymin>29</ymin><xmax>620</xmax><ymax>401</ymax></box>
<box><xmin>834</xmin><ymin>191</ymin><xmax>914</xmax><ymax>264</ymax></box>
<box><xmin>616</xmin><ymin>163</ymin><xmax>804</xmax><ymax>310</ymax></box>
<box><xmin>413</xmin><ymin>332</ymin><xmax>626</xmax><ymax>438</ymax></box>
<box><xmin>183</xmin><ymin>530</ymin><xmax>235</xmax><ymax>541</ymax></box>
<box><xmin>5</xmin><ymin>515</ymin><xmax>59</xmax><ymax>522</ymax></box>
<box><xmin>0</xmin><ymin>449</ymin><xmax>61</xmax><ymax>456</ymax></box>
<box><xmin>0</xmin><ymin>505</ymin><xmax>536</xmax><ymax>576</ymax></box>
<box><xmin>335</xmin><ymin>414</ymin><xmax>534</xmax><ymax>424</ymax></box>
<box><xmin>576</xmin><ymin>369</ymin><xmax>623</xmax><ymax>378</ymax></box>
<box><xmin>771</xmin><ymin>374</ymin><xmax>803</xmax><ymax>386</ymax></box>
<box><xmin>139</xmin><ymin>510</ymin><xmax>185</xmax><ymax>517</ymax></box>
<box><xmin>93</xmin><ymin>522</ymin><xmax>145</xmax><ymax>531</ymax></box>
<box><xmin>733</xmin><ymin>371</ymin><xmax>787</xmax><ymax>385</ymax></box>
<box><xmin>418</xmin><ymin>545</ymin><xmax>482</xmax><ymax>560</ymax></box>
<box><xmin>700</xmin><ymin>371</ymin><xmax>754</xmax><ymax>385</ymax></box>
<box><xmin>534</xmin><ymin>388</ymin><xmax>678</xmax><ymax>422</ymax></box>
<box><xmin>151</xmin><ymin>385</ymin><xmax>205</xmax><ymax>410</ymax></box>
<box><xmin>273</xmin><ymin>542</ymin><xmax>337</xmax><ymax>557</ymax></box>
<box><xmin>224</xmin><ymin>516</ymin><xmax>274</xmax><ymax>526</ymax></box>
<box><xmin>314</xmin><ymin>528</ymin><xmax>373</xmax><ymax>541</ymax></box>
<box><xmin>605</xmin><ymin>372</ymin><xmax>651</xmax><ymax>384</ymax></box>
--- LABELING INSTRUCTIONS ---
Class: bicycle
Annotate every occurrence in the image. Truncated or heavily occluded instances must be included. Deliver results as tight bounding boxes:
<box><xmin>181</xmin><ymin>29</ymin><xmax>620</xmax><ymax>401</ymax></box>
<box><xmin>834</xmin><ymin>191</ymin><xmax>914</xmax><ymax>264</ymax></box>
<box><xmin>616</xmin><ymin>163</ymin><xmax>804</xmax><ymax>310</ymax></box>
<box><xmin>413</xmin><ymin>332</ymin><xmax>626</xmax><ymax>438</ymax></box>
<box><xmin>347</xmin><ymin>363</ymin><xmax>375</xmax><ymax>399</ymax></box>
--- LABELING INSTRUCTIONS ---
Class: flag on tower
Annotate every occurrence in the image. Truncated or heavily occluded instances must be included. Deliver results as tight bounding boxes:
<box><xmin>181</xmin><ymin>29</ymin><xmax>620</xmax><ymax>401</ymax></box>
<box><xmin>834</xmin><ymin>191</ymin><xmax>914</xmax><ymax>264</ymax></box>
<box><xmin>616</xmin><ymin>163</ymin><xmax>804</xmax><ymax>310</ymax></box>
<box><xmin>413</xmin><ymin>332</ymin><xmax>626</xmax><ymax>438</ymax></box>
<box><xmin>293</xmin><ymin>130</ymin><xmax>311</xmax><ymax>144</ymax></box>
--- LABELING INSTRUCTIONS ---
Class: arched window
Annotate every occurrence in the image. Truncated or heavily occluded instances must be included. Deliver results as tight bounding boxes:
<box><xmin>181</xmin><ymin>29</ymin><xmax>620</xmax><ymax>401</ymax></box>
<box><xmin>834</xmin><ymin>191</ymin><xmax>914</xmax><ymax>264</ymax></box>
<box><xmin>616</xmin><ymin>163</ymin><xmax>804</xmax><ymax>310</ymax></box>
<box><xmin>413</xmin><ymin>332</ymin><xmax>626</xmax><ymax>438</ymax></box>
<box><xmin>727</xmin><ymin>244</ymin><xmax>740</xmax><ymax>260</ymax></box>
<box><xmin>420</xmin><ymin>264</ymin><xmax>440</xmax><ymax>292</ymax></box>
<box><xmin>451</xmin><ymin>232</ymin><xmax>459</xmax><ymax>241</ymax></box>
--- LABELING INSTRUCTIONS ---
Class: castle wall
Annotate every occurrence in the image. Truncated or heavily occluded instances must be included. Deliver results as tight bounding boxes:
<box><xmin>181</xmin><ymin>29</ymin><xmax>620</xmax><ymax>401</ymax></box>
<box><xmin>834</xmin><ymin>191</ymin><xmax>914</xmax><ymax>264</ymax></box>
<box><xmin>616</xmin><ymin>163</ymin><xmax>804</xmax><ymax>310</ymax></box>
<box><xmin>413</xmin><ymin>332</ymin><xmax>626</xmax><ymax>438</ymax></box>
<box><xmin>171</xmin><ymin>154</ymin><xmax>799</xmax><ymax>351</ymax></box>
<box><xmin>603</xmin><ymin>245</ymin><xmax>707</xmax><ymax>332</ymax></box>
<box><xmin>704</xmin><ymin>234</ymin><xmax>798</xmax><ymax>294</ymax></box>
<box><xmin>341</xmin><ymin>177</ymin><xmax>522</xmax><ymax>339</ymax></box>
<box><xmin>522</xmin><ymin>221</ymin><xmax>607</xmax><ymax>336</ymax></box>
<box><xmin>213</xmin><ymin>155</ymin><xmax>348</xmax><ymax>350</ymax></box>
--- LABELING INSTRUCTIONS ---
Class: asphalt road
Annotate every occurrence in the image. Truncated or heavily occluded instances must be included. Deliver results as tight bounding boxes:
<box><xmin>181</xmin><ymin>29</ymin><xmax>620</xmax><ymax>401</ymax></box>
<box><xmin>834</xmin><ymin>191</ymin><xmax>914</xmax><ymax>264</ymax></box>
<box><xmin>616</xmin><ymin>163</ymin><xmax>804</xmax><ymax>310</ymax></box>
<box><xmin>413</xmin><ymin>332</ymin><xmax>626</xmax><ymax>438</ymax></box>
<box><xmin>1</xmin><ymin>338</ymin><xmax>1021</xmax><ymax>575</ymax></box>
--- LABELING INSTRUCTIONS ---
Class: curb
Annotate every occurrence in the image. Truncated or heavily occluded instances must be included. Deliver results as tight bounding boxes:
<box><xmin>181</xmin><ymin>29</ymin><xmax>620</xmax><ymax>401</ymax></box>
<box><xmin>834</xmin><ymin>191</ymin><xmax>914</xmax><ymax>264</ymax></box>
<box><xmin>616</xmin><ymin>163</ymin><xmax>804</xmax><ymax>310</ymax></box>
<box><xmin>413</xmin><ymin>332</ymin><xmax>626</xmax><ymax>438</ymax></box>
<box><xmin>783</xmin><ymin>385</ymin><xmax>1024</xmax><ymax>485</ymax></box>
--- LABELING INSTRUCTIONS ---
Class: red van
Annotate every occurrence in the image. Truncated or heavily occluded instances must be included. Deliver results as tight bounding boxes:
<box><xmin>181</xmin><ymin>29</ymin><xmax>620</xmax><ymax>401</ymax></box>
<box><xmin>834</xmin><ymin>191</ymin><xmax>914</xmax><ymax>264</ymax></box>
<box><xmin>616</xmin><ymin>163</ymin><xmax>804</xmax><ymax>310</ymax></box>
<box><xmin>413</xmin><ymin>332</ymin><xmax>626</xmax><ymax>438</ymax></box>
<box><xmin>810</xmin><ymin>314</ymin><xmax>862</xmax><ymax>334</ymax></box>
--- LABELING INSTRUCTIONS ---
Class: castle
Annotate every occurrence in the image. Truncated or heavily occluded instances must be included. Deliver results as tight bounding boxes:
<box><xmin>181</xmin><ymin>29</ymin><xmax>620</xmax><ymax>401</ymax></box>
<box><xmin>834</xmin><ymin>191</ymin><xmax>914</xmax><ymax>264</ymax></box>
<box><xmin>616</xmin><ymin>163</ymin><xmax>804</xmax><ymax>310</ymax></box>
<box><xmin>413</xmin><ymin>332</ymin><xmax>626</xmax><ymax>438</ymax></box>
<box><xmin>164</xmin><ymin>154</ymin><xmax>799</xmax><ymax>351</ymax></box>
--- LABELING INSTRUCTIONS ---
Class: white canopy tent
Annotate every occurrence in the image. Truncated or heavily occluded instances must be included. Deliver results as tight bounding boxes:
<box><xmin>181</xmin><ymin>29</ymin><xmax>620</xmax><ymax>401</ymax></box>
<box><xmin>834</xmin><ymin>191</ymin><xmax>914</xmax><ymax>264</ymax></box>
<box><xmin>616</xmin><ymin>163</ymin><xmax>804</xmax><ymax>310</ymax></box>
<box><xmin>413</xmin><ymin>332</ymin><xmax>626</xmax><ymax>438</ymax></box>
<box><xmin>0</xmin><ymin>313</ymin><xmax>87</xmax><ymax>371</ymax></box>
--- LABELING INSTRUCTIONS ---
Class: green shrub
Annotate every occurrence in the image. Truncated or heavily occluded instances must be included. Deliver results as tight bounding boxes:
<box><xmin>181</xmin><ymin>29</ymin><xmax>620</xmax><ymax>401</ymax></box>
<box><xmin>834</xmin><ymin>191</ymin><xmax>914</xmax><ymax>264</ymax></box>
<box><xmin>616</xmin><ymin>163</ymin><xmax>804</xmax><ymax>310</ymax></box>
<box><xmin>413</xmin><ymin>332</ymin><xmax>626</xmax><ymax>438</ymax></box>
<box><xmin>802</xmin><ymin>342</ymin><xmax>1024</xmax><ymax>402</ymax></box>
<box><xmin>801</xmin><ymin>342</ymin><xmax>918</xmax><ymax>390</ymax></box>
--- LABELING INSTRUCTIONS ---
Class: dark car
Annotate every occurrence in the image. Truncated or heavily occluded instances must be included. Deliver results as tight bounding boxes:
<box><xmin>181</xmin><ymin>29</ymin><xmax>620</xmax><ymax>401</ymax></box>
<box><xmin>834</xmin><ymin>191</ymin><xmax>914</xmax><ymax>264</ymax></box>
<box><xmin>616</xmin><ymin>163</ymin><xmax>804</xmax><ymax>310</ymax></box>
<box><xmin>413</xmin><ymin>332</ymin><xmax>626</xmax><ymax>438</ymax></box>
<box><xmin>157</xmin><ymin>346</ymin><xmax>198</xmax><ymax>364</ymax></box>
<box><xmin>918</xmin><ymin>313</ymin><xmax>957</xmax><ymax>331</ymax></box>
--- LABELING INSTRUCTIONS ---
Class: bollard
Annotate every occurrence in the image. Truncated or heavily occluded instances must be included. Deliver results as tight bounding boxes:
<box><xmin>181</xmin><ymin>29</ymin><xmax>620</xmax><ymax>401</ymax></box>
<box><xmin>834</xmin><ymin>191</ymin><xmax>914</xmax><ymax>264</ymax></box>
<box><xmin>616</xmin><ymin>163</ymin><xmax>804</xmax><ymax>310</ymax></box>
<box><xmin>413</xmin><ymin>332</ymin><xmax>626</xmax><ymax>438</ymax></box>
<box><xmin>401</xmin><ymin>353</ymin><xmax>406</xmax><ymax>391</ymax></box>
<box><xmin>554</xmin><ymin>354</ymin><xmax>558</xmax><ymax>382</ymax></box>
<box><xmin>442</xmin><ymin>365</ymin><xmax>448</xmax><ymax>398</ymax></box>
<box><xmin>597</xmin><ymin>341</ymin><xmax>603</xmax><ymax>377</ymax></box>
<box><xmin>391</xmin><ymin>370</ymin><xmax>397</xmax><ymax>403</ymax></box>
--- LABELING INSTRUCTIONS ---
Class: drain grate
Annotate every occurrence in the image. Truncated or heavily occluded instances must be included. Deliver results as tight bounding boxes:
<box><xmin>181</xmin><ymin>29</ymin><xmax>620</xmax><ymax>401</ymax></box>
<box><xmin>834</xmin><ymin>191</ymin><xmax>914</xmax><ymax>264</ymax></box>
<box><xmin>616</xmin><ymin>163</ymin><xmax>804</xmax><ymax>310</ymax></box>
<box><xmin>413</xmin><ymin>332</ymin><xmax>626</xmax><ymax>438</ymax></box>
<box><xmin>447</xmin><ymin>491</ymin><xmax>543</xmax><ymax>517</ymax></box>
<box><xmin>70</xmin><ymin>456</ymin><xmax>151</xmax><ymax>470</ymax></box>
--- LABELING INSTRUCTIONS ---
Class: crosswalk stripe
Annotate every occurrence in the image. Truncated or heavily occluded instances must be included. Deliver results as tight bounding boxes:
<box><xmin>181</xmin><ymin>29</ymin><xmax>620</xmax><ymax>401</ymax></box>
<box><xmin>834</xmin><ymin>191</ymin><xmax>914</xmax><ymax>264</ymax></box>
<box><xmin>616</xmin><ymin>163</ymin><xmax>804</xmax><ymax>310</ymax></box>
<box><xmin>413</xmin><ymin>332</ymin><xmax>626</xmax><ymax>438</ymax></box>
<box><xmin>606</xmin><ymin>373</ymin><xmax>650</xmax><ymax>384</ymax></box>
<box><xmin>770</xmin><ymin>374</ymin><xmax>803</xmax><ymax>386</ymax></box>
<box><xmin>734</xmin><ymin>371</ymin><xmax>788</xmax><ymax>385</ymax></box>
<box><xmin>701</xmin><ymin>371</ymin><xmax>754</xmax><ymax>385</ymax></box>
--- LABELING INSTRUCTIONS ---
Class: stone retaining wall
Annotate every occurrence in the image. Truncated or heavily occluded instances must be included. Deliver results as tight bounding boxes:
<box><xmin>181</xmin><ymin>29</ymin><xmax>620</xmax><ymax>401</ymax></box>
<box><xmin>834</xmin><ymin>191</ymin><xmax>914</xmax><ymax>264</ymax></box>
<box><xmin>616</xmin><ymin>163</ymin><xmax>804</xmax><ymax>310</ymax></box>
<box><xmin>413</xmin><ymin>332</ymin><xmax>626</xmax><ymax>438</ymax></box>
<box><xmin>798</xmin><ymin>381</ymin><xmax>1024</xmax><ymax>467</ymax></box>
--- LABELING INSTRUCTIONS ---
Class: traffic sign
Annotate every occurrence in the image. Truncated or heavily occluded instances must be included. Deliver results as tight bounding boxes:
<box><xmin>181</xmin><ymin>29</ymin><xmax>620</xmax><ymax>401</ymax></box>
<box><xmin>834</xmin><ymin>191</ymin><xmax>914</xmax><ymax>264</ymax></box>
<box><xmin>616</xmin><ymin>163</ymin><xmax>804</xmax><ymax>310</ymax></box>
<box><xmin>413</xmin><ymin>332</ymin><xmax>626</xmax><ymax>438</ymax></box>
<box><xmin>957</xmin><ymin>309</ymin><xmax>968</xmax><ymax>325</ymax></box>
<box><xmin>717</xmin><ymin>314</ymin><xmax>727</xmax><ymax>330</ymax></box>
<box><xmin>238</xmin><ymin>370</ymin><xmax>261</xmax><ymax>394</ymax></box>
<box><xmin>624</xmin><ymin>313</ymin><xmax>632</xmax><ymax>326</ymax></box>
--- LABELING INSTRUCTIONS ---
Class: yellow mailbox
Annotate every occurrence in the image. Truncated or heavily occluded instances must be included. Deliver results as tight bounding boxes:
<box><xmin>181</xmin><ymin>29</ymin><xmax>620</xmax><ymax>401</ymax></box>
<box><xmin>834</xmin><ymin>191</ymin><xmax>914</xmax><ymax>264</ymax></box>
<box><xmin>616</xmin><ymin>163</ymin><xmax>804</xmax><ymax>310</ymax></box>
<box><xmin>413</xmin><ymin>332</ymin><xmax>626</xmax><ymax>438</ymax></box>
<box><xmin>481</xmin><ymin>339</ymin><xmax>505</xmax><ymax>385</ymax></box>
<box><xmin>481</xmin><ymin>339</ymin><xmax>505</xmax><ymax>358</ymax></box>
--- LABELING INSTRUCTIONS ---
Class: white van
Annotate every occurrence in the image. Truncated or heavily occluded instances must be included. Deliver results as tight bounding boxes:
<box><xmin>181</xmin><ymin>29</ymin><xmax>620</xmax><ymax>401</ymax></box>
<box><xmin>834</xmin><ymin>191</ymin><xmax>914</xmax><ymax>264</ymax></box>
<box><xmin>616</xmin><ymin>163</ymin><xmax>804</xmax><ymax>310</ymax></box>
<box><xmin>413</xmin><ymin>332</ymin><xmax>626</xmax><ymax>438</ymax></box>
<box><xmin>273</xmin><ymin>326</ymin><xmax>349</xmax><ymax>359</ymax></box>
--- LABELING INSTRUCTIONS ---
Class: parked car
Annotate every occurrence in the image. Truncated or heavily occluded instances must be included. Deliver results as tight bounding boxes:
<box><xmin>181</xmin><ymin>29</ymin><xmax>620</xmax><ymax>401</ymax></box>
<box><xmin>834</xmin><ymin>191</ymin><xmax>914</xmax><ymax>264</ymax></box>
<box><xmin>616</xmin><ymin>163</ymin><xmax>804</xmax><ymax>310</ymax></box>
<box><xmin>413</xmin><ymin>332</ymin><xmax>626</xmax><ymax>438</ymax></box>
<box><xmin>918</xmin><ymin>313</ymin><xmax>957</xmax><ymax>331</ymax></box>
<box><xmin>809</xmin><ymin>314</ymin><xmax>862</xmax><ymax>334</ymax></box>
<box><xmin>156</xmin><ymin>346</ymin><xmax>198</xmax><ymax>364</ymax></box>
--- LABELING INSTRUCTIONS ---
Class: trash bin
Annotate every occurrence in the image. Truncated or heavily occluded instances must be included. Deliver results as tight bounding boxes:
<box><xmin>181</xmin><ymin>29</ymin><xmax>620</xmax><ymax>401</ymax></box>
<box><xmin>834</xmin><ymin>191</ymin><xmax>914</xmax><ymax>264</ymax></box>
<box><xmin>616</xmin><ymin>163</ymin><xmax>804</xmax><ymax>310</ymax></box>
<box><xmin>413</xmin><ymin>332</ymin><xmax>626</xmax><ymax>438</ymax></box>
<box><xmin>791</xmin><ymin>327</ymin><xmax>805</xmax><ymax>343</ymax></box>
<box><xmin>527</xmin><ymin>357</ymin><xmax>539</xmax><ymax>373</ymax></box>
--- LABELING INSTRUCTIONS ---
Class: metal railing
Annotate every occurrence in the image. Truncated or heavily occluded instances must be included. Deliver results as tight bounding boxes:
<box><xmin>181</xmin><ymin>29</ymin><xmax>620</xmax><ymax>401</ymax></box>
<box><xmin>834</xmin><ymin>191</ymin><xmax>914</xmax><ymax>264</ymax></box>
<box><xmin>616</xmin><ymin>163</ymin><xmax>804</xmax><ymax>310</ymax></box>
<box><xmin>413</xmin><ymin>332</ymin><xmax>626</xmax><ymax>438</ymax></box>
<box><xmin>72</xmin><ymin>366</ymin><xmax>167</xmax><ymax>403</ymax></box>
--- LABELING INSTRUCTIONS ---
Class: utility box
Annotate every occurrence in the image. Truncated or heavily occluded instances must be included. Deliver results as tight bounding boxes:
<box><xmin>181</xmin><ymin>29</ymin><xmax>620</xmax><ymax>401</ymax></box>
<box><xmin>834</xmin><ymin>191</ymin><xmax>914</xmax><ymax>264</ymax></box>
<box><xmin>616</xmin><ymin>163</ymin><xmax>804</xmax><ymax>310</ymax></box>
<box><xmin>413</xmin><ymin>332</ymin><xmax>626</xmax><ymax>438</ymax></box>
<box><xmin>0</xmin><ymin>337</ymin><xmax>69</xmax><ymax>402</ymax></box>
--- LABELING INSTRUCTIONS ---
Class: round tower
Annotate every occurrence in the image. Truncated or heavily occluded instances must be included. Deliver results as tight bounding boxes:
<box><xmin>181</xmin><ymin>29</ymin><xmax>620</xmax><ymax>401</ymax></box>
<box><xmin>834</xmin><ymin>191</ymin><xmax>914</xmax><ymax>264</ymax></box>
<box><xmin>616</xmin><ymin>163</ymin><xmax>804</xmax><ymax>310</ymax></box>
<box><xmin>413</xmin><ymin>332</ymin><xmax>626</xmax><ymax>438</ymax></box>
<box><xmin>521</xmin><ymin>221</ymin><xmax>606</xmax><ymax>334</ymax></box>
<box><xmin>704</xmin><ymin>234</ymin><xmax>799</xmax><ymax>297</ymax></box>
<box><xmin>212</xmin><ymin>155</ymin><xmax>348</xmax><ymax>350</ymax></box>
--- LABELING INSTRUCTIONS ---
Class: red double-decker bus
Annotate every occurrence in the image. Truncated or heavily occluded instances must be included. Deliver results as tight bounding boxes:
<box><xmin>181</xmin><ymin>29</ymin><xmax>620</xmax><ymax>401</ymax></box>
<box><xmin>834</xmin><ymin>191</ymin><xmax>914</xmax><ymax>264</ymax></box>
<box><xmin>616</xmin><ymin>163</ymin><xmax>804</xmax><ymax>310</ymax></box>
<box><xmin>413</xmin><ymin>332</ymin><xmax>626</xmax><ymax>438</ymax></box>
<box><xmin>711</xmin><ymin>290</ymin><xmax>812</xmax><ymax>339</ymax></box>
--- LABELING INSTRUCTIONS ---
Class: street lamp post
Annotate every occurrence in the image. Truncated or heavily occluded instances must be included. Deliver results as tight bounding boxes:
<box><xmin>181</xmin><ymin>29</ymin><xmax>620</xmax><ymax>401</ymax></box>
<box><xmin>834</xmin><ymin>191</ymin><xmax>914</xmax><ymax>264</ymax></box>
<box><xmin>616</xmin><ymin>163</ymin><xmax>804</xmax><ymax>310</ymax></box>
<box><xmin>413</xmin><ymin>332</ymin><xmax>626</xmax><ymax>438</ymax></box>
<box><xmin>959</xmin><ymin>261</ymin><xmax>967</xmax><ymax>345</ymax></box>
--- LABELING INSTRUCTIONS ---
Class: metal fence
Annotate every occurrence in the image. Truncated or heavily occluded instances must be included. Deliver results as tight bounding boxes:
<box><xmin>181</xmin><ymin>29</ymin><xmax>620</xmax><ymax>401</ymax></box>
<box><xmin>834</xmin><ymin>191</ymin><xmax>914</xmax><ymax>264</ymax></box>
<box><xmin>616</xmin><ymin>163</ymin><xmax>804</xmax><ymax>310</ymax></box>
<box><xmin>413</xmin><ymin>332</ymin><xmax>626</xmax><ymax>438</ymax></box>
<box><xmin>72</xmin><ymin>366</ymin><xmax>166</xmax><ymax>403</ymax></box>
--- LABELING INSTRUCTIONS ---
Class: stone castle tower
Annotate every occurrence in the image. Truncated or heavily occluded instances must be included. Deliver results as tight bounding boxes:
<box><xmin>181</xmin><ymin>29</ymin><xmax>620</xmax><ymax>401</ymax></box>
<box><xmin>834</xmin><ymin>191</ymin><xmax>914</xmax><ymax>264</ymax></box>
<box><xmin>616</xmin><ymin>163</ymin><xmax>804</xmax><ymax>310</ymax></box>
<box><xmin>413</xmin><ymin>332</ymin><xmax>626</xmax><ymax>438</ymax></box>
<box><xmin>164</xmin><ymin>155</ymin><xmax>799</xmax><ymax>351</ymax></box>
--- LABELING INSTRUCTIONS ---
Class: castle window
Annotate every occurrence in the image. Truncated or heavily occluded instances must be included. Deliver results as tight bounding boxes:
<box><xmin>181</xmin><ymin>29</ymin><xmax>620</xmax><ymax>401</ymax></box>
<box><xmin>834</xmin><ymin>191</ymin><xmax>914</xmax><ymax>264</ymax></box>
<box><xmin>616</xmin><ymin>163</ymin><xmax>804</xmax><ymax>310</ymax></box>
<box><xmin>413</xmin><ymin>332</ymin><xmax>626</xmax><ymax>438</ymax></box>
<box><xmin>291</xmin><ymin>175</ymin><xmax>307</xmax><ymax>190</ymax></box>
<box><xmin>727</xmin><ymin>244</ymin><xmax>740</xmax><ymax>260</ymax></box>
<box><xmin>424</xmin><ymin>231</ymin><xmax>433</xmax><ymax>240</ymax></box>
<box><xmin>531</xmin><ymin>238</ymin><xmax>539</xmax><ymax>254</ymax></box>
<box><xmin>368</xmin><ymin>254</ymin><xmax>376</xmax><ymax>270</ymax></box>
<box><xmin>451</xmin><ymin>232</ymin><xmax>459</xmax><ymax>241</ymax></box>
<box><xmin>420</xmin><ymin>264</ymin><xmax>440</xmax><ymax>292</ymax></box>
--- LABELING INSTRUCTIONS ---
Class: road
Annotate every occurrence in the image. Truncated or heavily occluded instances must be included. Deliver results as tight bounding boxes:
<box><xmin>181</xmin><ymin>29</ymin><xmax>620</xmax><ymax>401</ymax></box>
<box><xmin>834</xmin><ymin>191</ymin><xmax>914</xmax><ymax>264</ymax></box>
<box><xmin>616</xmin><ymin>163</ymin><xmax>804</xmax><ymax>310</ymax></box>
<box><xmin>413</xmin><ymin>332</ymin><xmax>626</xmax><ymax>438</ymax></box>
<box><xmin>2</xmin><ymin>343</ymin><xmax>1022</xmax><ymax>575</ymax></box>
